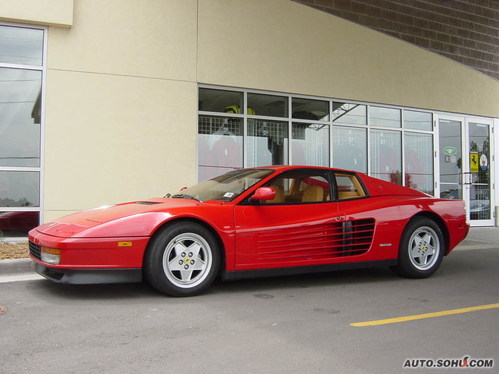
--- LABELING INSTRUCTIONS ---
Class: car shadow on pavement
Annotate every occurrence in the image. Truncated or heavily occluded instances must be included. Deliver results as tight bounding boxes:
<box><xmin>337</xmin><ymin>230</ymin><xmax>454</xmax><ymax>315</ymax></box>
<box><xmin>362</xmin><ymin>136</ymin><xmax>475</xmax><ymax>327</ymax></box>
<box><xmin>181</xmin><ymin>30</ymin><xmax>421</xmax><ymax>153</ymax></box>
<box><xmin>211</xmin><ymin>267</ymin><xmax>403</xmax><ymax>294</ymax></box>
<box><xmin>26</xmin><ymin>279</ymin><xmax>158</xmax><ymax>301</ymax></box>
<box><xmin>26</xmin><ymin>267</ymin><xmax>397</xmax><ymax>300</ymax></box>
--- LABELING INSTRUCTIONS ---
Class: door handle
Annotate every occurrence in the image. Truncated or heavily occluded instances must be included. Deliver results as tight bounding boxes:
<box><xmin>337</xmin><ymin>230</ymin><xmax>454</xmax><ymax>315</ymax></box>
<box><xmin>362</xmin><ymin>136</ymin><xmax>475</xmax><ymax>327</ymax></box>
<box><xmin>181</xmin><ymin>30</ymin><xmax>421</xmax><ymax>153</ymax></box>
<box><xmin>463</xmin><ymin>172</ymin><xmax>472</xmax><ymax>185</ymax></box>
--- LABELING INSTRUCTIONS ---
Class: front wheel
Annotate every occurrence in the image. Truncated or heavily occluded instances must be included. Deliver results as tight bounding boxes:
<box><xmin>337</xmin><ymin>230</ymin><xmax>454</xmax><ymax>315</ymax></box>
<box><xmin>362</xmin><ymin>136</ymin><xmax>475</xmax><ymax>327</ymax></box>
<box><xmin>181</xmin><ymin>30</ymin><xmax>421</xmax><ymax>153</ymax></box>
<box><xmin>391</xmin><ymin>217</ymin><xmax>445</xmax><ymax>278</ymax></box>
<box><xmin>144</xmin><ymin>222</ymin><xmax>221</xmax><ymax>296</ymax></box>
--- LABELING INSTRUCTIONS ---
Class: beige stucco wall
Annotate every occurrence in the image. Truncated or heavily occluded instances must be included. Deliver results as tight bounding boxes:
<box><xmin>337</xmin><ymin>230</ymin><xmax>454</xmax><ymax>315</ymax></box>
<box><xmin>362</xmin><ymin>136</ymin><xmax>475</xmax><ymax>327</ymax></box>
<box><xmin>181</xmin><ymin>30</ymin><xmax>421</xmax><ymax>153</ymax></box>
<box><xmin>42</xmin><ymin>0</ymin><xmax>198</xmax><ymax>221</ymax></box>
<box><xmin>43</xmin><ymin>71</ymin><xmax>197</xmax><ymax>222</ymax></box>
<box><xmin>47</xmin><ymin>0</ymin><xmax>197</xmax><ymax>81</ymax></box>
<box><xmin>197</xmin><ymin>0</ymin><xmax>499</xmax><ymax>118</ymax></box>
<box><xmin>0</xmin><ymin>0</ymin><xmax>73</xmax><ymax>27</ymax></box>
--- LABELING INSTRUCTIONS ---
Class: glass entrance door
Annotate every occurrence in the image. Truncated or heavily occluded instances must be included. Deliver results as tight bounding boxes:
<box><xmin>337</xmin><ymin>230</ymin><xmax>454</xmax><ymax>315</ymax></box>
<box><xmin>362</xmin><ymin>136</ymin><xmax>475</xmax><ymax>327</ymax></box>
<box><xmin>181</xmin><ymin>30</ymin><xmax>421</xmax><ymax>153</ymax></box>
<box><xmin>467</xmin><ymin>121</ymin><xmax>493</xmax><ymax>225</ymax></box>
<box><xmin>438</xmin><ymin>118</ymin><xmax>463</xmax><ymax>201</ymax></box>
<box><xmin>438</xmin><ymin>117</ymin><xmax>494</xmax><ymax>226</ymax></box>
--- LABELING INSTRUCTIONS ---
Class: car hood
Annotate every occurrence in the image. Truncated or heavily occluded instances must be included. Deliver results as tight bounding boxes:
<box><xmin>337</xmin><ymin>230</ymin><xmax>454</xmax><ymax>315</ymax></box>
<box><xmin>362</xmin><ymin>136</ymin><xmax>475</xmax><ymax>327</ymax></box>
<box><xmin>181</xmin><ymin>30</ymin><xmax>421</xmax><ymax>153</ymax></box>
<box><xmin>34</xmin><ymin>198</ymin><xmax>209</xmax><ymax>238</ymax></box>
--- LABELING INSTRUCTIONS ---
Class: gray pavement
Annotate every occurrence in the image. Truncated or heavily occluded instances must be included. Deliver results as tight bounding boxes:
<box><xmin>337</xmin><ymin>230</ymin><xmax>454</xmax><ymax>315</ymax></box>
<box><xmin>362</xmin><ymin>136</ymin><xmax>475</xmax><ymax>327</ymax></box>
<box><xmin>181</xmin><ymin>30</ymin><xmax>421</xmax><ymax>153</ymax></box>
<box><xmin>1</xmin><ymin>234</ymin><xmax>497</xmax><ymax>374</ymax></box>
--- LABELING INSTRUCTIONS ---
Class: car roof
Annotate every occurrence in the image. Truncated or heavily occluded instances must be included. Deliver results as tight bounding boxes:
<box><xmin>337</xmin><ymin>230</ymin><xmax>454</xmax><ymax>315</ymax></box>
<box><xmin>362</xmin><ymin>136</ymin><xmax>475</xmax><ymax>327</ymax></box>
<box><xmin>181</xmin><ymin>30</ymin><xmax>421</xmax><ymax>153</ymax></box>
<box><xmin>253</xmin><ymin>165</ymin><xmax>365</xmax><ymax>175</ymax></box>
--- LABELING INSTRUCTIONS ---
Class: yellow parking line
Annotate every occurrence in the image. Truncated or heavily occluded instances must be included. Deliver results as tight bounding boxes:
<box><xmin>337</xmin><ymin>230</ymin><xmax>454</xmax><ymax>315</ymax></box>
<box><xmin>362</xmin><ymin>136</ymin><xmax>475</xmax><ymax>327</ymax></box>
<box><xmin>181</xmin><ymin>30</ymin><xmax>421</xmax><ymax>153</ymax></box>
<box><xmin>350</xmin><ymin>303</ymin><xmax>499</xmax><ymax>327</ymax></box>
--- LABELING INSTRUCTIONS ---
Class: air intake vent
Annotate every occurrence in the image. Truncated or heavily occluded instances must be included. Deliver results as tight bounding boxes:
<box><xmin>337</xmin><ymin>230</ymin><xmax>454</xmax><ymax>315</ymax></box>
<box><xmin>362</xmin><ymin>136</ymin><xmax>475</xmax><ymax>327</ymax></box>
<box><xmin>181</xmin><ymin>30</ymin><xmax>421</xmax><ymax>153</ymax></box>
<box><xmin>256</xmin><ymin>218</ymin><xmax>375</xmax><ymax>261</ymax></box>
<box><xmin>336</xmin><ymin>218</ymin><xmax>375</xmax><ymax>256</ymax></box>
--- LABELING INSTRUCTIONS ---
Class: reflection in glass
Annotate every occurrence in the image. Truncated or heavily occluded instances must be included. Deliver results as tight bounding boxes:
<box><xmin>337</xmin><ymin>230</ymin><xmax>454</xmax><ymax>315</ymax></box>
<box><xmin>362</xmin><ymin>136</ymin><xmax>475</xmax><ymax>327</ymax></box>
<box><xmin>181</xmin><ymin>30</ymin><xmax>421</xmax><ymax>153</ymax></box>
<box><xmin>0</xmin><ymin>211</ymin><xmax>39</xmax><ymax>237</ymax></box>
<box><xmin>332</xmin><ymin>127</ymin><xmax>367</xmax><ymax>173</ymax></box>
<box><xmin>470</xmin><ymin>185</ymin><xmax>490</xmax><ymax>220</ymax></box>
<box><xmin>292</xmin><ymin>123</ymin><xmax>329</xmax><ymax>166</ymax></box>
<box><xmin>0</xmin><ymin>171</ymin><xmax>40</xmax><ymax>207</ymax></box>
<box><xmin>370</xmin><ymin>129</ymin><xmax>401</xmax><ymax>183</ymax></box>
<box><xmin>332</xmin><ymin>102</ymin><xmax>366</xmax><ymax>125</ymax></box>
<box><xmin>248</xmin><ymin>120</ymin><xmax>288</xmax><ymax>166</ymax></box>
<box><xmin>197</xmin><ymin>116</ymin><xmax>243</xmax><ymax>181</ymax></box>
<box><xmin>292</xmin><ymin>98</ymin><xmax>329</xmax><ymax>121</ymax></box>
<box><xmin>247</xmin><ymin>93</ymin><xmax>288</xmax><ymax>117</ymax></box>
<box><xmin>404</xmin><ymin>110</ymin><xmax>432</xmax><ymax>131</ymax></box>
<box><xmin>0</xmin><ymin>26</ymin><xmax>44</xmax><ymax>66</ymax></box>
<box><xmin>182</xmin><ymin>169</ymin><xmax>274</xmax><ymax>202</ymax></box>
<box><xmin>370</xmin><ymin>106</ymin><xmax>401</xmax><ymax>128</ymax></box>
<box><xmin>198</xmin><ymin>88</ymin><xmax>243</xmax><ymax>113</ymax></box>
<box><xmin>469</xmin><ymin>122</ymin><xmax>490</xmax><ymax>220</ymax></box>
<box><xmin>405</xmin><ymin>132</ymin><xmax>433</xmax><ymax>194</ymax></box>
<box><xmin>440</xmin><ymin>186</ymin><xmax>462</xmax><ymax>200</ymax></box>
<box><xmin>0</xmin><ymin>68</ymin><xmax>42</xmax><ymax>167</ymax></box>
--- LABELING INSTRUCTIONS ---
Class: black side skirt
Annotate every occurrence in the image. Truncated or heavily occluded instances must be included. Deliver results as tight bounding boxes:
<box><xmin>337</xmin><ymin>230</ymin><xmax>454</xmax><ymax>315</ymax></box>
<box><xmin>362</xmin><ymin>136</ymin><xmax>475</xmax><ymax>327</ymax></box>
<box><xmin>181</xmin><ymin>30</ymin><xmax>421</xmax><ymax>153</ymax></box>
<box><xmin>222</xmin><ymin>260</ymin><xmax>398</xmax><ymax>281</ymax></box>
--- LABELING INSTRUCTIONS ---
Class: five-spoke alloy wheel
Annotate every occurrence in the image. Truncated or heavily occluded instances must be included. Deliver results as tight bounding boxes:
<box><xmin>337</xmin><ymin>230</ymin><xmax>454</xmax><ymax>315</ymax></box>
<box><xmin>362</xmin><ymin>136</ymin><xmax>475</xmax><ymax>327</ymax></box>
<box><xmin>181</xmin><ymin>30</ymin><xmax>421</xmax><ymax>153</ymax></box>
<box><xmin>144</xmin><ymin>222</ymin><xmax>220</xmax><ymax>296</ymax></box>
<box><xmin>391</xmin><ymin>217</ymin><xmax>445</xmax><ymax>278</ymax></box>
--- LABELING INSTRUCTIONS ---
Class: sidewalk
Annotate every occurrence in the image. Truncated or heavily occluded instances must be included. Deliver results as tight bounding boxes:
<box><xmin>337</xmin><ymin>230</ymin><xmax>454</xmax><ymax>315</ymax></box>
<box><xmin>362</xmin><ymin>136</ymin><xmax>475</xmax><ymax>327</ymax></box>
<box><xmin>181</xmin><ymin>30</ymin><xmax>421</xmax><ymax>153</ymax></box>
<box><xmin>0</xmin><ymin>227</ymin><xmax>497</xmax><ymax>277</ymax></box>
<box><xmin>458</xmin><ymin>226</ymin><xmax>499</xmax><ymax>250</ymax></box>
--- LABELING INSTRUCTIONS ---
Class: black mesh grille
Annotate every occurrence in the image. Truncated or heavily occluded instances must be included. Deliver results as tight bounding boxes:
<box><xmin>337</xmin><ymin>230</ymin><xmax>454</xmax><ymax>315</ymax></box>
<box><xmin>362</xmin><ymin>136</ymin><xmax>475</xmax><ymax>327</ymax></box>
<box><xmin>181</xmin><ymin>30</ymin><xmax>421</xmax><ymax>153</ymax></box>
<box><xmin>29</xmin><ymin>241</ymin><xmax>41</xmax><ymax>260</ymax></box>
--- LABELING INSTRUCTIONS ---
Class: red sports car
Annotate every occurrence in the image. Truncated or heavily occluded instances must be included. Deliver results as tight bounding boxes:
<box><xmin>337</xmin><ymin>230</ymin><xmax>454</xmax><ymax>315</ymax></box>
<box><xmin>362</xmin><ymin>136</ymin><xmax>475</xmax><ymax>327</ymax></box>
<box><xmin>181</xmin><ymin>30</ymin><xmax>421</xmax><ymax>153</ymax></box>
<box><xmin>28</xmin><ymin>166</ymin><xmax>469</xmax><ymax>296</ymax></box>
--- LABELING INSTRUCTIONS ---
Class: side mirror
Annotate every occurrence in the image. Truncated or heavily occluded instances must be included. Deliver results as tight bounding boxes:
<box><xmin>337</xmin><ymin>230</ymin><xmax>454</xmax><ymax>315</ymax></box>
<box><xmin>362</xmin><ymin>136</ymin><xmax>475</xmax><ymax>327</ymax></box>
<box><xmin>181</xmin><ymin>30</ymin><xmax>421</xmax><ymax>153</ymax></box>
<box><xmin>250</xmin><ymin>187</ymin><xmax>275</xmax><ymax>201</ymax></box>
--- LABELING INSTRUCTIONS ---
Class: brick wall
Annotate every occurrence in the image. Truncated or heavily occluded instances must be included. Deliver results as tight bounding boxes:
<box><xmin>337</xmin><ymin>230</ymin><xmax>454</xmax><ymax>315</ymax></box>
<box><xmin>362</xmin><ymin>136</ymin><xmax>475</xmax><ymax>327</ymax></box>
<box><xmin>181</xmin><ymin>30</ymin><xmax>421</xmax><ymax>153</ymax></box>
<box><xmin>294</xmin><ymin>0</ymin><xmax>499</xmax><ymax>80</ymax></box>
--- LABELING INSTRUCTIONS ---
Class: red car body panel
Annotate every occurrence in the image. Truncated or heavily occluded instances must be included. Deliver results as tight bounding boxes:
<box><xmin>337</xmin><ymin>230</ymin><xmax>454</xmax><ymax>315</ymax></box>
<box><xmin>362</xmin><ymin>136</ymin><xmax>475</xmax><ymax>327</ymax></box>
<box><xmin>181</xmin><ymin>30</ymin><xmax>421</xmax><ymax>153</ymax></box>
<box><xmin>28</xmin><ymin>165</ymin><xmax>469</xmax><ymax>284</ymax></box>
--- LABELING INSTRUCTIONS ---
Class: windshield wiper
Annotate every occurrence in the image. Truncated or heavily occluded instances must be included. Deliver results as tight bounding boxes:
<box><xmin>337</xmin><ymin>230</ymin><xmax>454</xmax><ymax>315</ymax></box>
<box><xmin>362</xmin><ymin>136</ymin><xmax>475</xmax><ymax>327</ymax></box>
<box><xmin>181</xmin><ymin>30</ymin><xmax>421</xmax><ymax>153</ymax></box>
<box><xmin>171</xmin><ymin>193</ymin><xmax>203</xmax><ymax>202</ymax></box>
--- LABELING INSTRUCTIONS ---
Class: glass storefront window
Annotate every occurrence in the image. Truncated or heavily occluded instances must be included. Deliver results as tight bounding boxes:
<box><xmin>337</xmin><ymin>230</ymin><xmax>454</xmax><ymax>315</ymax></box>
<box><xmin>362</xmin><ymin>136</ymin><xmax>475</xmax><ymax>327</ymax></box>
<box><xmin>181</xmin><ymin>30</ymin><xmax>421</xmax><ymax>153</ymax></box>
<box><xmin>198</xmin><ymin>115</ymin><xmax>243</xmax><ymax>181</ymax></box>
<box><xmin>332</xmin><ymin>102</ymin><xmax>366</xmax><ymax>125</ymax></box>
<box><xmin>370</xmin><ymin>129</ymin><xmax>402</xmax><ymax>183</ymax></box>
<box><xmin>0</xmin><ymin>26</ymin><xmax>43</xmax><ymax>66</ymax></box>
<box><xmin>292</xmin><ymin>123</ymin><xmax>329</xmax><ymax>166</ymax></box>
<box><xmin>332</xmin><ymin>127</ymin><xmax>367</xmax><ymax>173</ymax></box>
<box><xmin>0</xmin><ymin>68</ymin><xmax>42</xmax><ymax>167</ymax></box>
<box><xmin>247</xmin><ymin>93</ymin><xmax>288</xmax><ymax>117</ymax></box>
<box><xmin>0</xmin><ymin>171</ymin><xmax>40</xmax><ymax>207</ymax></box>
<box><xmin>404</xmin><ymin>110</ymin><xmax>432</xmax><ymax>131</ymax></box>
<box><xmin>1</xmin><ymin>25</ymin><xmax>44</xmax><ymax>237</ymax></box>
<box><xmin>197</xmin><ymin>87</ymin><xmax>495</xmax><ymax>218</ymax></box>
<box><xmin>370</xmin><ymin>106</ymin><xmax>401</xmax><ymax>128</ymax></box>
<box><xmin>247</xmin><ymin>119</ymin><xmax>288</xmax><ymax>166</ymax></box>
<box><xmin>292</xmin><ymin>98</ymin><xmax>329</xmax><ymax>121</ymax></box>
<box><xmin>0</xmin><ymin>211</ymin><xmax>39</xmax><ymax>237</ymax></box>
<box><xmin>198</xmin><ymin>88</ymin><xmax>243</xmax><ymax>113</ymax></box>
<box><xmin>405</xmin><ymin>132</ymin><xmax>434</xmax><ymax>194</ymax></box>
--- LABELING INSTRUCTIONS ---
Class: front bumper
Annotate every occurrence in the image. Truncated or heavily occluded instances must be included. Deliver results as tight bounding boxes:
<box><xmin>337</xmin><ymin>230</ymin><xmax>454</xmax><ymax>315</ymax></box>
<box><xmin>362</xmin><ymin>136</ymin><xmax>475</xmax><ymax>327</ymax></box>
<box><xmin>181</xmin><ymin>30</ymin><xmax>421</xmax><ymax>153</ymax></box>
<box><xmin>34</xmin><ymin>263</ymin><xmax>142</xmax><ymax>284</ymax></box>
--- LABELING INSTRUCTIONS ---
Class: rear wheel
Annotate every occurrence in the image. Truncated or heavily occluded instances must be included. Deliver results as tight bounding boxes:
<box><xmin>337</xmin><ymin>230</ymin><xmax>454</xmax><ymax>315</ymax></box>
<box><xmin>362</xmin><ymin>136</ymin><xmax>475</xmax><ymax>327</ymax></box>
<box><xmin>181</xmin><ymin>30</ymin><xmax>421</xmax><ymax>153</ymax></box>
<box><xmin>391</xmin><ymin>217</ymin><xmax>444</xmax><ymax>278</ymax></box>
<box><xmin>144</xmin><ymin>222</ymin><xmax>220</xmax><ymax>296</ymax></box>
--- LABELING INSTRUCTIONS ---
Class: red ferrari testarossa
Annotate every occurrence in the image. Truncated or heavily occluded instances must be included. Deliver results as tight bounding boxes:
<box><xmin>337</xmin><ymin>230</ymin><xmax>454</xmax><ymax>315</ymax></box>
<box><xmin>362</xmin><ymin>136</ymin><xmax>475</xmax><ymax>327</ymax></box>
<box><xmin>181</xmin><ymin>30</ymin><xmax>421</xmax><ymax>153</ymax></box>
<box><xmin>29</xmin><ymin>166</ymin><xmax>469</xmax><ymax>296</ymax></box>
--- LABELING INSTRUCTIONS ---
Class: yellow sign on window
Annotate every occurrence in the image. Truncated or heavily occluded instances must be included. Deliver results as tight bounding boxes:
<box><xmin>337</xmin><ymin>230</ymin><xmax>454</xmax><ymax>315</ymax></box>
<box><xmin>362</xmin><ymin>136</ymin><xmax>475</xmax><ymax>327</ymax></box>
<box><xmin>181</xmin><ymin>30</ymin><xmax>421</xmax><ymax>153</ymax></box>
<box><xmin>470</xmin><ymin>152</ymin><xmax>479</xmax><ymax>173</ymax></box>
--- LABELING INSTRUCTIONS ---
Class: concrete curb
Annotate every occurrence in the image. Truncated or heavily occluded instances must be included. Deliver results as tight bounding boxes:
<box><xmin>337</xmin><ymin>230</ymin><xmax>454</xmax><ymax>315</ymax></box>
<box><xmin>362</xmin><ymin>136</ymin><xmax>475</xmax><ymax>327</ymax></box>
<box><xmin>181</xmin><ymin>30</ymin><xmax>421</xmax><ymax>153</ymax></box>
<box><xmin>0</xmin><ymin>258</ymin><xmax>33</xmax><ymax>275</ymax></box>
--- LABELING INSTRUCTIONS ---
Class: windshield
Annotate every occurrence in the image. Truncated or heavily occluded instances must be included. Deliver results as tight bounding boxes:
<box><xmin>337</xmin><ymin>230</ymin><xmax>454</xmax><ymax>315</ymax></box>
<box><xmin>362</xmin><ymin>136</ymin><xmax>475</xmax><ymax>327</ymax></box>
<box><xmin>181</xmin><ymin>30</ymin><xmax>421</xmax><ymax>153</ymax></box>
<box><xmin>173</xmin><ymin>169</ymin><xmax>275</xmax><ymax>202</ymax></box>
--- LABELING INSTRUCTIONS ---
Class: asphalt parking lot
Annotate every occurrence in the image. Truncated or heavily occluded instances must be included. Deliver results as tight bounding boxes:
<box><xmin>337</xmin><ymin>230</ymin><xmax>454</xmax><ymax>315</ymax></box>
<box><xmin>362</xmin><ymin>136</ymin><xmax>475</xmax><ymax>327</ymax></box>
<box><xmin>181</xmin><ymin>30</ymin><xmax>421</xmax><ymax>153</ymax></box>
<box><xmin>0</xmin><ymin>228</ymin><xmax>497</xmax><ymax>373</ymax></box>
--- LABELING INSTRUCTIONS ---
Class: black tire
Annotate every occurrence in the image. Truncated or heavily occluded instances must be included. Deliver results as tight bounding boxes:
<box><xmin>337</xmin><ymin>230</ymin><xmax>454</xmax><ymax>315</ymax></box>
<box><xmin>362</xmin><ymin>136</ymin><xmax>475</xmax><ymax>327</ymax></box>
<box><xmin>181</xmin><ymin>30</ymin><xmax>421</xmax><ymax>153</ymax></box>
<box><xmin>391</xmin><ymin>217</ymin><xmax>444</xmax><ymax>279</ymax></box>
<box><xmin>144</xmin><ymin>222</ymin><xmax>221</xmax><ymax>296</ymax></box>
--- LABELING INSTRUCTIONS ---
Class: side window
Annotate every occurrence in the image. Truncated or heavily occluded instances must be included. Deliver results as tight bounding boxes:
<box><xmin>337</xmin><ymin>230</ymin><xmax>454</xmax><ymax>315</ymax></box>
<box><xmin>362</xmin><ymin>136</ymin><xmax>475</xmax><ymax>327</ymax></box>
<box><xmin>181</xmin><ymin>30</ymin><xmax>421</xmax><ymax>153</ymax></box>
<box><xmin>265</xmin><ymin>171</ymin><xmax>331</xmax><ymax>204</ymax></box>
<box><xmin>335</xmin><ymin>173</ymin><xmax>366</xmax><ymax>200</ymax></box>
